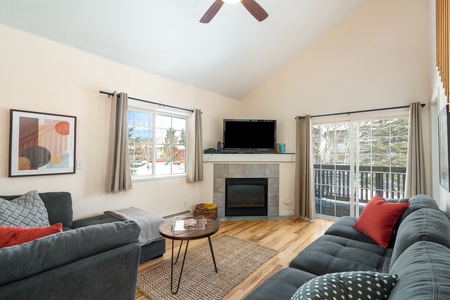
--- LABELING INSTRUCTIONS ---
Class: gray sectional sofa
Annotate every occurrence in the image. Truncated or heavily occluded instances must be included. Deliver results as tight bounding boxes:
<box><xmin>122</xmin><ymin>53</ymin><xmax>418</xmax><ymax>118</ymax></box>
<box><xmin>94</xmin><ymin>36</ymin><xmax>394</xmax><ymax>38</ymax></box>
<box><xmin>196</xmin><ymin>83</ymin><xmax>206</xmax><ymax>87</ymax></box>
<box><xmin>245</xmin><ymin>194</ymin><xmax>450</xmax><ymax>300</ymax></box>
<box><xmin>0</xmin><ymin>192</ymin><xmax>166</xmax><ymax>263</ymax></box>
<box><xmin>0</xmin><ymin>191</ymin><xmax>166</xmax><ymax>300</ymax></box>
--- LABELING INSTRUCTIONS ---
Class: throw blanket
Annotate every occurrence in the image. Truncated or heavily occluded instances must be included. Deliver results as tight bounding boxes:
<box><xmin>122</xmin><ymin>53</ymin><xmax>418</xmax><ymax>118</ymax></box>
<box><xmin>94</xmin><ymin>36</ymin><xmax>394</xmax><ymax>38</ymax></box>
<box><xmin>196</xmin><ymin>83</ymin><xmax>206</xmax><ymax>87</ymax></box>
<box><xmin>104</xmin><ymin>207</ymin><xmax>164</xmax><ymax>246</ymax></box>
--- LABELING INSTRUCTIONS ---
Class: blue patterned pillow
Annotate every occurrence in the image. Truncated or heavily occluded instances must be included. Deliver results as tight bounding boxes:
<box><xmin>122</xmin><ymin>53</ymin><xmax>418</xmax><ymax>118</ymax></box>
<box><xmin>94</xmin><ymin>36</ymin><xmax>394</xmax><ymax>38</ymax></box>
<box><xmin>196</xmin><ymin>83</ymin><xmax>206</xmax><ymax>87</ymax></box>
<box><xmin>291</xmin><ymin>271</ymin><xmax>398</xmax><ymax>300</ymax></box>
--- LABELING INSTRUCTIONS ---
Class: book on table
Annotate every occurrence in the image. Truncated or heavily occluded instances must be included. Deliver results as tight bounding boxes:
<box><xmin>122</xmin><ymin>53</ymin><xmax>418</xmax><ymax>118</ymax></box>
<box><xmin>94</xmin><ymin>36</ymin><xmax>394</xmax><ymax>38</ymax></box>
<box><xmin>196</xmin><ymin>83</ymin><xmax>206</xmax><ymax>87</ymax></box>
<box><xmin>172</xmin><ymin>216</ymin><xmax>207</xmax><ymax>231</ymax></box>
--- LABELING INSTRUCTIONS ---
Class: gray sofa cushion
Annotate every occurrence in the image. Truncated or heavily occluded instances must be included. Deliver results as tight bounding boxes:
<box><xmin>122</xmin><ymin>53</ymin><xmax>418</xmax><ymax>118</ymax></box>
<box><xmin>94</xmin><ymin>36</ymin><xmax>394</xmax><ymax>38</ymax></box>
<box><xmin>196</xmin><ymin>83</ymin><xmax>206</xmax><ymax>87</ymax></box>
<box><xmin>0</xmin><ymin>191</ymin><xmax>49</xmax><ymax>226</ymax></box>
<box><xmin>398</xmin><ymin>194</ymin><xmax>439</xmax><ymax>224</ymax></box>
<box><xmin>390</xmin><ymin>208</ymin><xmax>450</xmax><ymax>269</ymax></box>
<box><xmin>324</xmin><ymin>216</ymin><xmax>379</xmax><ymax>245</ymax></box>
<box><xmin>389</xmin><ymin>241</ymin><xmax>450</xmax><ymax>300</ymax></box>
<box><xmin>71</xmin><ymin>213</ymin><xmax>121</xmax><ymax>227</ymax></box>
<box><xmin>0</xmin><ymin>220</ymin><xmax>140</xmax><ymax>286</ymax></box>
<box><xmin>36</xmin><ymin>192</ymin><xmax>73</xmax><ymax>228</ymax></box>
<box><xmin>244</xmin><ymin>268</ymin><xmax>317</xmax><ymax>300</ymax></box>
<box><xmin>72</xmin><ymin>213</ymin><xmax>166</xmax><ymax>263</ymax></box>
<box><xmin>289</xmin><ymin>235</ymin><xmax>392</xmax><ymax>275</ymax></box>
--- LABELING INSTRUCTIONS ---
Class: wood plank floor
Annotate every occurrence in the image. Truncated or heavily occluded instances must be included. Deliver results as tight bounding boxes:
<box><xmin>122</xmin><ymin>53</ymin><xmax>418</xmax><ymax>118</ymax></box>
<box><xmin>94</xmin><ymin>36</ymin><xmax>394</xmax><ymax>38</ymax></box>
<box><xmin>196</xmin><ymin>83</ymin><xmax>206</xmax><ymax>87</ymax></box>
<box><xmin>135</xmin><ymin>217</ymin><xmax>334</xmax><ymax>300</ymax></box>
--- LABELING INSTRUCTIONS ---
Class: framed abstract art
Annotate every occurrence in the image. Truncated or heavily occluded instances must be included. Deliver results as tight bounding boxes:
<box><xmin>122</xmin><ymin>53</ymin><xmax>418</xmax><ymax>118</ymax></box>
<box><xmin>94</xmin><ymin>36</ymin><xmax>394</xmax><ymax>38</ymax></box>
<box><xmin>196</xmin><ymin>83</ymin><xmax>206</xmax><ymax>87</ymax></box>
<box><xmin>9</xmin><ymin>109</ymin><xmax>77</xmax><ymax>177</ymax></box>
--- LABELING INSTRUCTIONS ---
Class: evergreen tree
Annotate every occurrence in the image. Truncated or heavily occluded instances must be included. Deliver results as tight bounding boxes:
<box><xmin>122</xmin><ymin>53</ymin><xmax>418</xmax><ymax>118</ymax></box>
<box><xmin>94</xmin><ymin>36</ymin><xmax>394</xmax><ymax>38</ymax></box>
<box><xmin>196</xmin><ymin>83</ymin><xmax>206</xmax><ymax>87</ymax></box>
<box><xmin>128</xmin><ymin>127</ymin><xmax>140</xmax><ymax>165</ymax></box>
<box><xmin>313</xmin><ymin>117</ymin><xmax>409</xmax><ymax>200</ymax></box>
<box><xmin>179</xmin><ymin>128</ymin><xmax>185</xmax><ymax>145</ymax></box>
<box><xmin>163</xmin><ymin>127</ymin><xmax>177</xmax><ymax>159</ymax></box>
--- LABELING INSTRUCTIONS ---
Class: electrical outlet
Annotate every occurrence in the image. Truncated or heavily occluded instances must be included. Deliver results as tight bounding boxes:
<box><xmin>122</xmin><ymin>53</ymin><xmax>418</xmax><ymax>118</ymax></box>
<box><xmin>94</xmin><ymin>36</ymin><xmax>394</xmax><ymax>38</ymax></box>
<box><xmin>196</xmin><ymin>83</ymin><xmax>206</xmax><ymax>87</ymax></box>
<box><xmin>184</xmin><ymin>200</ymin><xmax>188</xmax><ymax>207</ymax></box>
<box><xmin>283</xmin><ymin>197</ymin><xmax>290</xmax><ymax>205</ymax></box>
<box><xmin>76</xmin><ymin>160</ymin><xmax>84</xmax><ymax>170</ymax></box>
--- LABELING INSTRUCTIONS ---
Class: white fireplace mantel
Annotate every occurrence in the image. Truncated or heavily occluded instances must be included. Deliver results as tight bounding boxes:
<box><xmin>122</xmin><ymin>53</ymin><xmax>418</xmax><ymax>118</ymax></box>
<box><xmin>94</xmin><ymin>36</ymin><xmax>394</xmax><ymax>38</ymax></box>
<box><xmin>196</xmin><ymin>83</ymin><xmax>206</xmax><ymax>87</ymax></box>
<box><xmin>203</xmin><ymin>153</ymin><xmax>295</xmax><ymax>163</ymax></box>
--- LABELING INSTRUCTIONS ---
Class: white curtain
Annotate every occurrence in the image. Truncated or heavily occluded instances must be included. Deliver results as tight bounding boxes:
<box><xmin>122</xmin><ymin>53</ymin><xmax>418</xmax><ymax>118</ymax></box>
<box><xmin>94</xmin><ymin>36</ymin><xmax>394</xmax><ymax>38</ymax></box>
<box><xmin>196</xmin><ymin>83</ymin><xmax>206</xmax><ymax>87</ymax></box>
<box><xmin>186</xmin><ymin>109</ymin><xmax>203</xmax><ymax>182</ymax></box>
<box><xmin>294</xmin><ymin>115</ymin><xmax>315</xmax><ymax>220</ymax></box>
<box><xmin>105</xmin><ymin>91</ymin><xmax>132</xmax><ymax>192</ymax></box>
<box><xmin>405</xmin><ymin>102</ymin><xmax>426</xmax><ymax>197</ymax></box>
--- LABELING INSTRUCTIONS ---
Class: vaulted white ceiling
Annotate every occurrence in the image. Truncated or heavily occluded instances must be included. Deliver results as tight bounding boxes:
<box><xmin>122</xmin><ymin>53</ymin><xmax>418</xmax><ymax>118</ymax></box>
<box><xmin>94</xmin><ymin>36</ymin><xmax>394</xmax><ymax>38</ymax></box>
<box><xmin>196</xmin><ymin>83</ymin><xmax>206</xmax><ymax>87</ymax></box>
<box><xmin>0</xmin><ymin>0</ymin><xmax>368</xmax><ymax>99</ymax></box>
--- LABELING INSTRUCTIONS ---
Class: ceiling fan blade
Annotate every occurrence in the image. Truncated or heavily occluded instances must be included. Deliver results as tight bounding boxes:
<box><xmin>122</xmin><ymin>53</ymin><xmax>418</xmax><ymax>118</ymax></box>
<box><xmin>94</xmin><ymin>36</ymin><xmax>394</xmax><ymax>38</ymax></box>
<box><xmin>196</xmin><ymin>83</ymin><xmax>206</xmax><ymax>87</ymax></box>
<box><xmin>200</xmin><ymin>0</ymin><xmax>224</xmax><ymax>23</ymax></box>
<box><xmin>241</xmin><ymin>0</ymin><xmax>268</xmax><ymax>22</ymax></box>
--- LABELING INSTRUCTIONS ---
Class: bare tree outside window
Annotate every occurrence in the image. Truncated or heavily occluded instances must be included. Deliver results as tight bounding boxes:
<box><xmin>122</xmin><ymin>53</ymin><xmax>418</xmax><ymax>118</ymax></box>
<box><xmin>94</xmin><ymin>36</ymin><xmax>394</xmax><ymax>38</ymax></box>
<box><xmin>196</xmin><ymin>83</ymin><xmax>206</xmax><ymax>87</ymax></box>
<box><xmin>128</xmin><ymin>109</ymin><xmax>186</xmax><ymax>178</ymax></box>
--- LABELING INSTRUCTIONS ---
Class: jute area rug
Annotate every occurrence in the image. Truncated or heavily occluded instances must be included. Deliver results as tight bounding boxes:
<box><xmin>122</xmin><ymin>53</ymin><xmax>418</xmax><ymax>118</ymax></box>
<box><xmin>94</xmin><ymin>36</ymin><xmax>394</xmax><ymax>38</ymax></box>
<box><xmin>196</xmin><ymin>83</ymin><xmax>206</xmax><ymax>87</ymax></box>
<box><xmin>137</xmin><ymin>235</ymin><xmax>278</xmax><ymax>300</ymax></box>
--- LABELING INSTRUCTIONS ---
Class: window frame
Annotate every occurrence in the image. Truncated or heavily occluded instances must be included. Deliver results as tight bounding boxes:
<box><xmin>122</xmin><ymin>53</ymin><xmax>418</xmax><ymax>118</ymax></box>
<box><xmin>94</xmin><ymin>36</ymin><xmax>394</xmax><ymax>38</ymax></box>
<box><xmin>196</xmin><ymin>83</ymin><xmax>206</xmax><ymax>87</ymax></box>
<box><xmin>128</xmin><ymin>105</ymin><xmax>188</xmax><ymax>180</ymax></box>
<box><xmin>311</xmin><ymin>109</ymin><xmax>409</xmax><ymax>219</ymax></box>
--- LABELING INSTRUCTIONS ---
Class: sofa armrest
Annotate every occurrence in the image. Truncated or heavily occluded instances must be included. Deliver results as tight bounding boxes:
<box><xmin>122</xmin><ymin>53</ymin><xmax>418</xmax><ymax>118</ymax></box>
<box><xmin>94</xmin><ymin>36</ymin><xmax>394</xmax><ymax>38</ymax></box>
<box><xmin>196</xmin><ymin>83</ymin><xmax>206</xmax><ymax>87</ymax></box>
<box><xmin>0</xmin><ymin>221</ymin><xmax>140</xmax><ymax>287</ymax></box>
<box><xmin>0</xmin><ymin>243</ymin><xmax>140</xmax><ymax>300</ymax></box>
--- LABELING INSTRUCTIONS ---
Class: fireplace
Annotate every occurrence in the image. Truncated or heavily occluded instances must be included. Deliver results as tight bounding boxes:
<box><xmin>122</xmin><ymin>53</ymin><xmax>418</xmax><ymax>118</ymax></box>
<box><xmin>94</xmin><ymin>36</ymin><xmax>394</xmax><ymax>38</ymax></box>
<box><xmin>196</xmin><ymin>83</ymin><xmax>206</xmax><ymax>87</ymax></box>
<box><xmin>225</xmin><ymin>178</ymin><xmax>268</xmax><ymax>216</ymax></box>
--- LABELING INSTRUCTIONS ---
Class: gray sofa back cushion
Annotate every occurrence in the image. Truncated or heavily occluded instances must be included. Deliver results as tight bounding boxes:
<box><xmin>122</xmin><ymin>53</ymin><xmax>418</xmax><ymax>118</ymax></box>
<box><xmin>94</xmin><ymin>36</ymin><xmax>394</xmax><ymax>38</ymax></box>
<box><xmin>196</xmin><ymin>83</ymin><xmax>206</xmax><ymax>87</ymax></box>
<box><xmin>389</xmin><ymin>241</ymin><xmax>450</xmax><ymax>300</ymax></box>
<box><xmin>0</xmin><ymin>192</ymin><xmax>73</xmax><ymax>228</ymax></box>
<box><xmin>0</xmin><ymin>220</ymin><xmax>140</xmax><ymax>286</ymax></box>
<box><xmin>37</xmin><ymin>192</ymin><xmax>73</xmax><ymax>228</ymax></box>
<box><xmin>390</xmin><ymin>208</ymin><xmax>450</xmax><ymax>269</ymax></box>
<box><xmin>398</xmin><ymin>194</ymin><xmax>439</xmax><ymax>224</ymax></box>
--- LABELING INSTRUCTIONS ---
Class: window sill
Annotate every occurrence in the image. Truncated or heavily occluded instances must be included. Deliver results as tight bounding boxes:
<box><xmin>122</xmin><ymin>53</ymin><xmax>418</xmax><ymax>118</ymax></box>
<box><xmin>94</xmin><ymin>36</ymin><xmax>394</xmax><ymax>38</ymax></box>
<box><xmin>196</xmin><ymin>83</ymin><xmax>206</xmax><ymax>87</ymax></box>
<box><xmin>132</xmin><ymin>173</ymin><xmax>186</xmax><ymax>182</ymax></box>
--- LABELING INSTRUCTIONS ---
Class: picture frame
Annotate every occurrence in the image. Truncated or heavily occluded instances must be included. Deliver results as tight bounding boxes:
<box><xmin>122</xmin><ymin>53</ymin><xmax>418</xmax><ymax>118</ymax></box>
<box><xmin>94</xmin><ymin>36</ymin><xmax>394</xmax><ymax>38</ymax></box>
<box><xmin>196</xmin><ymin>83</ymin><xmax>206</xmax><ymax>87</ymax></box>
<box><xmin>9</xmin><ymin>109</ymin><xmax>77</xmax><ymax>177</ymax></box>
<box><xmin>438</xmin><ymin>104</ymin><xmax>450</xmax><ymax>191</ymax></box>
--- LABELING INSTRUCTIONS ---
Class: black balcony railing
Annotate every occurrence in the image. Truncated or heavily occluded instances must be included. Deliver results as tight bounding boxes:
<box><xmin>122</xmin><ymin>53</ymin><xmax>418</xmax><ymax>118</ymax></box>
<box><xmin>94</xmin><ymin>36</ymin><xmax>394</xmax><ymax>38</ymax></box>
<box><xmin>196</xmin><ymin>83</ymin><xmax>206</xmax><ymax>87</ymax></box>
<box><xmin>314</xmin><ymin>164</ymin><xmax>407</xmax><ymax>216</ymax></box>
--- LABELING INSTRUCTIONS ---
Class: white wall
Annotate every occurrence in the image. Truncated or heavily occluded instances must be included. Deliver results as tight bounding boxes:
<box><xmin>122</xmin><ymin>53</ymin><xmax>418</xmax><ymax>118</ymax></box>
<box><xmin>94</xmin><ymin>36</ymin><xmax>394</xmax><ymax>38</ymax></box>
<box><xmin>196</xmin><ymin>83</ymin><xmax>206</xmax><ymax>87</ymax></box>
<box><xmin>240</xmin><ymin>0</ymin><xmax>434</xmax><ymax>215</ymax></box>
<box><xmin>0</xmin><ymin>24</ymin><xmax>240</xmax><ymax>219</ymax></box>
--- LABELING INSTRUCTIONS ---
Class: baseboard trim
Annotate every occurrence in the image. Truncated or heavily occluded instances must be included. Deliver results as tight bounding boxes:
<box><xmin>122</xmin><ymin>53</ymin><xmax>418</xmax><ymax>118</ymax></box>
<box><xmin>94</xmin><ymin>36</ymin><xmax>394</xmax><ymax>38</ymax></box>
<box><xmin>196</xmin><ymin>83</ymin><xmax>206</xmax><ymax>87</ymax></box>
<box><xmin>279</xmin><ymin>211</ymin><xmax>294</xmax><ymax>217</ymax></box>
<box><xmin>163</xmin><ymin>210</ymin><xmax>191</xmax><ymax>219</ymax></box>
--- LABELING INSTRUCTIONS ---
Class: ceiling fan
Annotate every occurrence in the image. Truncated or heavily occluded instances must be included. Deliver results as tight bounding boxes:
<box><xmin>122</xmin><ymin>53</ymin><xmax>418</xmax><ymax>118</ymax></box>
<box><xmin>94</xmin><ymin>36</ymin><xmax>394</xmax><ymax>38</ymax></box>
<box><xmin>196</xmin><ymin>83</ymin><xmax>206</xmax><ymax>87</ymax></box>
<box><xmin>200</xmin><ymin>0</ymin><xmax>269</xmax><ymax>23</ymax></box>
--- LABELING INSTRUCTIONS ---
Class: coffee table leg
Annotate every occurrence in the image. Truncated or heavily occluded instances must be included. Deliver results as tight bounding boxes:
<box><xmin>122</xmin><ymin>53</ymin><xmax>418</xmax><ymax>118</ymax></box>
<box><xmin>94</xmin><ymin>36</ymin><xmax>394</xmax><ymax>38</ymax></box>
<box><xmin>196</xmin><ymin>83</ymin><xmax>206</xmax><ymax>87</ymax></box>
<box><xmin>170</xmin><ymin>239</ymin><xmax>189</xmax><ymax>294</ymax></box>
<box><xmin>208</xmin><ymin>236</ymin><xmax>218</xmax><ymax>273</ymax></box>
<box><xmin>174</xmin><ymin>240</ymin><xmax>184</xmax><ymax>264</ymax></box>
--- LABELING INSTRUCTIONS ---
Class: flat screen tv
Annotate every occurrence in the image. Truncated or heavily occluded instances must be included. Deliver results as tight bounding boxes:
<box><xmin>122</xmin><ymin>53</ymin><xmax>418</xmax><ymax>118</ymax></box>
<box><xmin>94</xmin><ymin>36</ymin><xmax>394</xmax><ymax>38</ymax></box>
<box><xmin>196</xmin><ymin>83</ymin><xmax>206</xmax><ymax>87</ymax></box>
<box><xmin>222</xmin><ymin>119</ymin><xmax>277</xmax><ymax>153</ymax></box>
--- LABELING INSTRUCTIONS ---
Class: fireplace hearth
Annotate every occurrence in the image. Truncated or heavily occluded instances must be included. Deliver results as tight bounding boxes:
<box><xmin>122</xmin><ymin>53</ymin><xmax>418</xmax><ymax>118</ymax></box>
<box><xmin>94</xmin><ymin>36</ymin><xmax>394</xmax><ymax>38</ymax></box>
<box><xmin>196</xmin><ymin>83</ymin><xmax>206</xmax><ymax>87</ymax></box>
<box><xmin>225</xmin><ymin>178</ymin><xmax>268</xmax><ymax>216</ymax></box>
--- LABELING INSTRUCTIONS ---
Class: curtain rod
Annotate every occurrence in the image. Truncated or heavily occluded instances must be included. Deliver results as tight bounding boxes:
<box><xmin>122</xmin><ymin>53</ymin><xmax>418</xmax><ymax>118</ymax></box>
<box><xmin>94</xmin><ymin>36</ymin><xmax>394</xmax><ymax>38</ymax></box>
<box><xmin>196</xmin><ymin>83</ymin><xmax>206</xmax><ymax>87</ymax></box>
<box><xmin>296</xmin><ymin>103</ymin><xmax>425</xmax><ymax>119</ymax></box>
<box><xmin>99</xmin><ymin>91</ymin><xmax>194</xmax><ymax>113</ymax></box>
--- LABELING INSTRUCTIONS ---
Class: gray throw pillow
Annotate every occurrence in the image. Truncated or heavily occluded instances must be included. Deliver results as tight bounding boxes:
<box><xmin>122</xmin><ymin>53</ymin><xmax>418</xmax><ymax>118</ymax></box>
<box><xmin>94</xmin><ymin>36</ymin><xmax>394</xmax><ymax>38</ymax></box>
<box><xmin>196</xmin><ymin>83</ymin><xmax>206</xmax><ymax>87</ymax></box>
<box><xmin>291</xmin><ymin>271</ymin><xmax>398</xmax><ymax>300</ymax></box>
<box><xmin>0</xmin><ymin>190</ymin><xmax>50</xmax><ymax>226</ymax></box>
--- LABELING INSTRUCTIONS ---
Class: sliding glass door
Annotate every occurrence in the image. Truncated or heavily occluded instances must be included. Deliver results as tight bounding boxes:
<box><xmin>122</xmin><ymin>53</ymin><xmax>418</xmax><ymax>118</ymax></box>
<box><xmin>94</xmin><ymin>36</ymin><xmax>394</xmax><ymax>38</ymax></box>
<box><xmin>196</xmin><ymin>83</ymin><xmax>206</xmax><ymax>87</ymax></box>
<box><xmin>312</xmin><ymin>115</ymin><xmax>408</xmax><ymax>218</ymax></box>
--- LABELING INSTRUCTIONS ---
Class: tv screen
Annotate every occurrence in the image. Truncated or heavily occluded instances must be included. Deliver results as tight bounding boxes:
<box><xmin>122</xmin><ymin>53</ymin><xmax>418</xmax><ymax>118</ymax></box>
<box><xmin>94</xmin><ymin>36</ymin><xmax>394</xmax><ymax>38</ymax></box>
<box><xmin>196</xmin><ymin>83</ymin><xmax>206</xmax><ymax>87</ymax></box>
<box><xmin>223</xmin><ymin>119</ymin><xmax>276</xmax><ymax>153</ymax></box>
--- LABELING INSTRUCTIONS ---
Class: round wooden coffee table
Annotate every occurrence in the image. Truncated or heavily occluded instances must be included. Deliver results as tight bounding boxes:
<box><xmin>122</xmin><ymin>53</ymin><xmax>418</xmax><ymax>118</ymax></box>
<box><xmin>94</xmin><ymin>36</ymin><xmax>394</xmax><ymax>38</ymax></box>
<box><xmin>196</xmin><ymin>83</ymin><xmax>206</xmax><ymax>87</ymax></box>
<box><xmin>159</xmin><ymin>218</ymin><xmax>220</xmax><ymax>294</ymax></box>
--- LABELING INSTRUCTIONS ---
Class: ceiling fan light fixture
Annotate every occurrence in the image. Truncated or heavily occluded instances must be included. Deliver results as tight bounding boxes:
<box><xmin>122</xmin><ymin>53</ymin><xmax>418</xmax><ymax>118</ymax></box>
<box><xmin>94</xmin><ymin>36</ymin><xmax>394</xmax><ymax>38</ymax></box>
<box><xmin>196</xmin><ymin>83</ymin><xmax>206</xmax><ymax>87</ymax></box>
<box><xmin>222</xmin><ymin>0</ymin><xmax>241</xmax><ymax>3</ymax></box>
<box><xmin>200</xmin><ymin>0</ymin><xmax>268</xmax><ymax>23</ymax></box>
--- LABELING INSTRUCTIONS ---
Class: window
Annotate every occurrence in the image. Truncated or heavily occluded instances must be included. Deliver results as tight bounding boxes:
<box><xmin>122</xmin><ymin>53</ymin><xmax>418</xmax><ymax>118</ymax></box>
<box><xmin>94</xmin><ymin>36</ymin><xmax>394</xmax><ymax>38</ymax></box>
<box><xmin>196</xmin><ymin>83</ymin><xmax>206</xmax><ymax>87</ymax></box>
<box><xmin>128</xmin><ymin>108</ymin><xmax>187</xmax><ymax>178</ymax></box>
<box><xmin>312</xmin><ymin>114</ymin><xmax>409</xmax><ymax>218</ymax></box>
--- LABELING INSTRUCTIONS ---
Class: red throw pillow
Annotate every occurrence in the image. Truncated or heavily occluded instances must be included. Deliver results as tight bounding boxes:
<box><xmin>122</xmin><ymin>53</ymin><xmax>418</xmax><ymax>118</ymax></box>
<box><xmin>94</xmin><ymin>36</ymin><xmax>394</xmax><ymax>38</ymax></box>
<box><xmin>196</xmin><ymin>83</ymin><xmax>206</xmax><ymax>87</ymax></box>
<box><xmin>0</xmin><ymin>223</ymin><xmax>63</xmax><ymax>248</ymax></box>
<box><xmin>354</xmin><ymin>194</ymin><xmax>409</xmax><ymax>247</ymax></box>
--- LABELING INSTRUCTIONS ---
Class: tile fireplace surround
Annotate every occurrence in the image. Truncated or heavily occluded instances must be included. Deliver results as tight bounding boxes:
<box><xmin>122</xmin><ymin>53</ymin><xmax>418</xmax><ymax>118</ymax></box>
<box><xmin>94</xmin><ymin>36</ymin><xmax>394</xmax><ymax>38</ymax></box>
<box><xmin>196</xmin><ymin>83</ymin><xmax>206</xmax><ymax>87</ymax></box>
<box><xmin>213</xmin><ymin>164</ymin><xmax>280</xmax><ymax>218</ymax></box>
